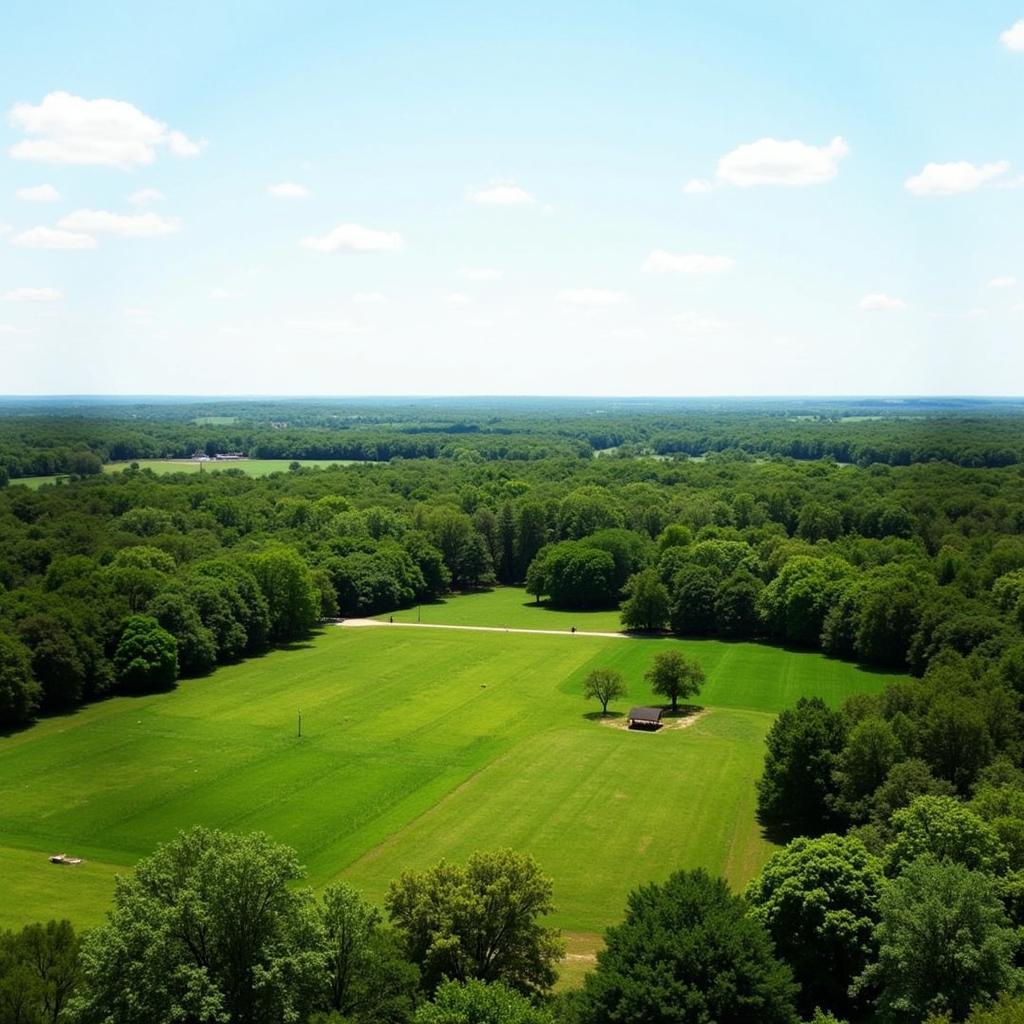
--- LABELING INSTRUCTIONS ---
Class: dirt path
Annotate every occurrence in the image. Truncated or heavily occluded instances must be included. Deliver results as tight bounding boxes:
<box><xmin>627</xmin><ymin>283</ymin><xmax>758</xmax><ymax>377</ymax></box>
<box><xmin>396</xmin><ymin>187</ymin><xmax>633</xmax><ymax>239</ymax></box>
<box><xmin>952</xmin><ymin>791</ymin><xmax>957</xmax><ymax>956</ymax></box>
<box><xmin>336</xmin><ymin>619</ymin><xmax>634</xmax><ymax>639</ymax></box>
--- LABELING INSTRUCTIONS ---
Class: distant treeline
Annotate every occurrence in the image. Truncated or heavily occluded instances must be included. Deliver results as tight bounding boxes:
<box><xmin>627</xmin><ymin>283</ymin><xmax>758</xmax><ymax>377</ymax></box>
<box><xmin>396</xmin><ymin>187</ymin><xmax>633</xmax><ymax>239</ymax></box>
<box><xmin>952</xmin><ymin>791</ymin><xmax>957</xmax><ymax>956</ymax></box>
<box><xmin>5</xmin><ymin>402</ymin><xmax>1024</xmax><ymax>480</ymax></box>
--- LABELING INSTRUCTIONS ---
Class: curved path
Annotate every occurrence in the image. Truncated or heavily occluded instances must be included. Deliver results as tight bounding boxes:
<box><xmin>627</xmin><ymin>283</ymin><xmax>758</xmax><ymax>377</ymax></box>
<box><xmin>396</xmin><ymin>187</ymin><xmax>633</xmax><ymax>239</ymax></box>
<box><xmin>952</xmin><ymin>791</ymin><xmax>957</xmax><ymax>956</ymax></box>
<box><xmin>336</xmin><ymin>618</ymin><xmax>634</xmax><ymax>640</ymax></box>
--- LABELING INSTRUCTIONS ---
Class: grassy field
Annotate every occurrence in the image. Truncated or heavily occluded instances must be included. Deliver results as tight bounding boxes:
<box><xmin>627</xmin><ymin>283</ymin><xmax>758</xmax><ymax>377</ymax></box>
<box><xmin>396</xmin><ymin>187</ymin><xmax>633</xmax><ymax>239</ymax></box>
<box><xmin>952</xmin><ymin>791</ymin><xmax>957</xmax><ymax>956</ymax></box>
<box><xmin>0</xmin><ymin>606</ymin><xmax>901</xmax><ymax>953</ymax></box>
<box><xmin>377</xmin><ymin>587</ymin><xmax>625</xmax><ymax>632</ymax></box>
<box><xmin>11</xmin><ymin>458</ymin><xmax>372</xmax><ymax>488</ymax></box>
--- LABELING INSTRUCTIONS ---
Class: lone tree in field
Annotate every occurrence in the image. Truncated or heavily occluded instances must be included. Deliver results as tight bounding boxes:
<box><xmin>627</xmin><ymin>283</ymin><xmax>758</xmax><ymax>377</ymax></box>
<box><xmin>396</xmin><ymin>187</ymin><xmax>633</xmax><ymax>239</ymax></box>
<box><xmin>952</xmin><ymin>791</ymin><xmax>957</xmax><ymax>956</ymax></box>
<box><xmin>645</xmin><ymin>650</ymin><xmax>704</xmax><ymax>712</ymax></box>
<box><xmin>584</xmin><ymin>668</ymin><xmax>627</xmax><ymax>716</ymax></box>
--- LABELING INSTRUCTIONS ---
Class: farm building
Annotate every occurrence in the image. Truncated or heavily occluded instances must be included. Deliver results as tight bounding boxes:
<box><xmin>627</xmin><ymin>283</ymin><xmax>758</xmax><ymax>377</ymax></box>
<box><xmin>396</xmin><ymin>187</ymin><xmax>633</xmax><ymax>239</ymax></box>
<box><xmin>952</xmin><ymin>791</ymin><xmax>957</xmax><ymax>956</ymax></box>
<box><xmin>627</xmin><ymin>706</ymin><xmax>663</xmax><ymax>730</ymax></box>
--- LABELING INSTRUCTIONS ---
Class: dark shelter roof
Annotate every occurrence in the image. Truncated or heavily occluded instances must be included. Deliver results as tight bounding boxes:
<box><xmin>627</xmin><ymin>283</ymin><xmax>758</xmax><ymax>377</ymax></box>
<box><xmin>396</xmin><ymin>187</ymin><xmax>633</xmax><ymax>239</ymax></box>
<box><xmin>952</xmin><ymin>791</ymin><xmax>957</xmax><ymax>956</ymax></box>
<box><xmin>627</xmin><ymin>706</ymin><xmax>663</xmax><ymax>723</ymax></box>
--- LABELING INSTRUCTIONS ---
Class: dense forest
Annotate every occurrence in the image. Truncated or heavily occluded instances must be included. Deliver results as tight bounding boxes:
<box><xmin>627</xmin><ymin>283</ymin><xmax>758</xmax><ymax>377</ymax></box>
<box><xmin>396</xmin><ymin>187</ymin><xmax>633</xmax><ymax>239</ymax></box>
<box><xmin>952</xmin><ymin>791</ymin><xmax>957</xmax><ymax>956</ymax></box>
<box><xmin>5</xmin><ymin>400</ymin><xmax>1024</xmax><ymax>1022</ymax></box>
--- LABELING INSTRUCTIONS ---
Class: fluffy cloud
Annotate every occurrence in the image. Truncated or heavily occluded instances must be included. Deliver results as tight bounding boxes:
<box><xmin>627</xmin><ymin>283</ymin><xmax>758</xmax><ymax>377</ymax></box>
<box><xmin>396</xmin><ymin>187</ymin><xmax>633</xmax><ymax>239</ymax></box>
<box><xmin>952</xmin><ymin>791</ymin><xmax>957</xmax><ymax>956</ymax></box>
<box><xmin>0</xmin><ymin>324</ymin><xmax>18</xmax><ymax>333</ymax></box>
<box><xmin>467</xmin><ymin>181</ymin><xmax>535</xmax><ymax>205</ymax></box>
<box><xmin>641</xmin><ymin>249</ymin><xmax>735</xmax><ymax>274</ymax></box>
<box><xmin>690</xmin><ymin>136</ymin><xmax>848</xmax><ymax>190</ymax></box>
<box><xmin>860</xmin><ymin>292</ymin><xmax>907</xmax><ymax>310</ymax></box>
<box><xmin>301</xmin><ymin>223</ymin><xmax>404</xmax><ymax>253</ymax></box>
<box><xmin>13</xmin><ymin>226</ymin><xmax>96</xmax><ymax>250</ymax></box>
<box><xmin>445</xmin><ymin>292</ymin><xmax>472</xmax><ymax>305</ymax></box>
<box><xmin>459</xmin><ymin>267</ymin><xmax>503</xmax><ymax>280</ymax></box>
<box><xmin>16</xmin><ymin>184</ymin><xmax>60</xmax><ymax>203</ymax></box>
<box><xmin>57</xmin><ymin>209</ymin><xmax>181</xmax><ymax>237</ymax></box>
<box><xmin>2</xmin><ymin>287</ymin><xmax>62</xmax><ymax>301</ymax></box>
<box><xmin>268</xmin><ymin>182</ymin><xmax>310</xmax><ymax>199</ymax></box>
<box><xmin>352</xmin><ymin>291</ymin><xmax>385</xmax><ymax>303</ymax></box>
<box><xmin>988</xmin><ymin>275</ymin><xmax>1017</xmax><ymax>289</ymax></box>
<box><xmin>209</xmin><ymin>287</ymin><xmax>235</xmax><ymax>300</ymax></box>
<box><xmin>128</xmin><ymin>188</ymin><xmax>165</xmax><ymax>206</ymax></box>
<box><xmin>904</xmin><ymin>160</ymin><xmax>1009</xmax><ymax>195</ymax></box>
<box><xmin>1001</xmin><ymin>19</ymin><xmax>1024</xmax><ymax>50</ymax></box>
<box><xmin>683</xmin><ymin>178</ymin><xmax>714</xmax><ymax>194</ymax></box>
<box><xmin>9</xmin><ymin>91</ymin><xmax>203</xmax><ymax>167</ymax></box>
<box><xmin>558</xmin><ymin>288</ymin><xmax>626</xmax><ymax>306</ymax></box>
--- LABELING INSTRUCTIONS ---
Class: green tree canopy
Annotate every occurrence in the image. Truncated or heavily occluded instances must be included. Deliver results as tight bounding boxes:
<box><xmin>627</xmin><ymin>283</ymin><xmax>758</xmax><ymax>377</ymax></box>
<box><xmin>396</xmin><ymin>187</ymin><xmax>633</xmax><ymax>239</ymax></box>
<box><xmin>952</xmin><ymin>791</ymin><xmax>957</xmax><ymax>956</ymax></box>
<box><xmin>757</xmin><ymin>697</ymin><xmax>846</xmax><ymax>832</ymax></box>
<box><xmin>644</xmin><ymin>649</ymin><xmax>705</xmax><ymax>712</ymax></box>
<box><xmin>746</xmin><ymin>833</ymin><xmax>884</xmax><ymax>1018</ymax></box>
<box><xmin>856</xmin><ymin>856</ymin><xmax>1019</xmax><ymax>1023</ymax></box>
<box><xmin>414</xmin><ymin>980</ymin><xmax>554</xmax><ymax>1024</ymax></box>
<box><xmin>619</xmin><ymin>568</ymin><xmax>669</xmax><ymax>632</ymax></box>
<box><xmin>576</xmin><ymin>868</ymin><xmax>798</xmax><ymax>1024</ymax></box>
<box><xmin>385</xmin><ymin>849</ymin><xmax>563</xmax><ymax>998</ymax></box>
<box><xmin>583</xmin><ymin>668</ymin><xmax>628</xmax><ymax>715</ymax></box>
<box><xmin>72</xmin><ymin>827</ymin><xmax>319</xmax><ymax>1024</ymax></box>
<box><xmin>111</xmin><ymin>615</ymin><xmax>178</xmax><ymax>693</ymax></box>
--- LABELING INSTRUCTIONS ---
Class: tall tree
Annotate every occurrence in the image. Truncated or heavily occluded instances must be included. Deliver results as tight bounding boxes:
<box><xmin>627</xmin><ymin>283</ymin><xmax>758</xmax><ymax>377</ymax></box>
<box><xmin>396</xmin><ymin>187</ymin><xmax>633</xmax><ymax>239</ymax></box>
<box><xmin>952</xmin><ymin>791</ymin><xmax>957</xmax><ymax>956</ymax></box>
<box><xmin>855</xmin><ymin>856</ymin><xmax>1018</xmax><ymax>1022</ymax></box>
<box><xmin>583</xmin><ymin>668</ymin><xmax>628</xmax><ymax>716</ymax></box>
<box><xmin>746</xmin><ymin>834</ymin><xmax>884</xmax><ymax>1018</ymax></box>
<box><xmin>644</xmin><ymin>650</ymin><xmax>705</xmax><ymax>712</ymax></box>
<box><xmin>576</xmin><ymin>869</ymin><xmax>799</xmax><ymax>1024</ymax></box>
<box><xmin>385</xmin><ymin>849</ymin><xmax>563</xmax><ymax>997</ymax></box>
<box><xmin>757</xmin><ymin>697</ymin><xmax>846</xmax><ymax>832</ymax></box>
<box><xmin>72</xmin><ymin>827</ymin><xmax>320</xmax><ymax>1024</ymax></box>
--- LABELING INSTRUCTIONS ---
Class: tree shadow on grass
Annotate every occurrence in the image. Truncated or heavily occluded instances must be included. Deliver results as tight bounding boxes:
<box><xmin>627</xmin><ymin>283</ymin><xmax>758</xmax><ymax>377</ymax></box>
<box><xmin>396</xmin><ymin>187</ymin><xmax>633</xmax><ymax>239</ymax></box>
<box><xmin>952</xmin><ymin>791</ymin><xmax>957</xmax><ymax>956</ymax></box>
<box><xmin>582</xmin><ymin>710</ymin><xmax>625</xmax><ymax>722</ymax></box>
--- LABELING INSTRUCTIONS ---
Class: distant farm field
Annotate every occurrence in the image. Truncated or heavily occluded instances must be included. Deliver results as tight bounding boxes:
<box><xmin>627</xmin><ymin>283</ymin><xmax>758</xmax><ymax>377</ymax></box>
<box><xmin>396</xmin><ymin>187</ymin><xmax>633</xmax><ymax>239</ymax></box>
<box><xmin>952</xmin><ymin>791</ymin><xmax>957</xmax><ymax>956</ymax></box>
<box><xmin>0</xmin><ymin>603</ymin><xmax>901</xmax><ymax>955</ymax></box>
<box><xmin>11</xmin><ymin>458</ymin><xmax>373</xmax><ymax>488</ymax></box>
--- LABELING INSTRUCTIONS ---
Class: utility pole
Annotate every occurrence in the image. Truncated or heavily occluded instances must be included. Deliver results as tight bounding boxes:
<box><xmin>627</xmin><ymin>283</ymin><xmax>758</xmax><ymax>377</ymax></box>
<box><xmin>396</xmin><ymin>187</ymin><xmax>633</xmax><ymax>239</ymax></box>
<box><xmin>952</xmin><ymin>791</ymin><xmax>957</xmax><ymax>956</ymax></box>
<box><xmin>297</xmin><ymin>709</ymin><xmax>302</xmax><ymax>738</ymax></box>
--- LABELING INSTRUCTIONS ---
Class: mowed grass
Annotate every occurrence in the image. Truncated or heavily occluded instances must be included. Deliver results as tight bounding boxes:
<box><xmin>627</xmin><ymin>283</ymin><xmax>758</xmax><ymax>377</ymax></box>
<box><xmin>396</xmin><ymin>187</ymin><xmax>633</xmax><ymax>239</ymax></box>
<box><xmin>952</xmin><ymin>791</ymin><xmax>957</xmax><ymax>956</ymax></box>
<box><xmin>0</xmin><ymin>621</ymin><xmax>901</xmax><ymax>943</ymax></box>
<box><xmin>377</xmin><ymin>587</ymin><xmax>625</xmax><ymax>632</ymax></box>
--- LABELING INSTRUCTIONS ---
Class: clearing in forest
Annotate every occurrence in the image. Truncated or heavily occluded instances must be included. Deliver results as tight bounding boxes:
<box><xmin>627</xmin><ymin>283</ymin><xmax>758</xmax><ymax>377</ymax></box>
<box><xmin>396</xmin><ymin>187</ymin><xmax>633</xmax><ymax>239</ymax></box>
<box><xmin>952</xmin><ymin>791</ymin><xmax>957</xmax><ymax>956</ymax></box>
<box><xmin>0</xmin><ymin>596</ymin><xmax>899</xmax><ymax>947</ymax></box>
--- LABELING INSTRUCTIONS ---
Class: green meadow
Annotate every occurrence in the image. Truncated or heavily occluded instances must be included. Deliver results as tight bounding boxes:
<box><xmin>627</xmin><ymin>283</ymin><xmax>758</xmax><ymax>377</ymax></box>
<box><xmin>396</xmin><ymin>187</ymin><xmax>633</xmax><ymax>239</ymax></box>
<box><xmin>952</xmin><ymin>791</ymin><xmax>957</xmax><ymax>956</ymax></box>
<box><xmin>0</xmin><ymin>599</ymin><xmax>901</xmax><ymax>957</ymax></box>
<box><xmin>11</xmin><ymin>459</ymin><xmax>370</xmax><ymax>489</ymax></box>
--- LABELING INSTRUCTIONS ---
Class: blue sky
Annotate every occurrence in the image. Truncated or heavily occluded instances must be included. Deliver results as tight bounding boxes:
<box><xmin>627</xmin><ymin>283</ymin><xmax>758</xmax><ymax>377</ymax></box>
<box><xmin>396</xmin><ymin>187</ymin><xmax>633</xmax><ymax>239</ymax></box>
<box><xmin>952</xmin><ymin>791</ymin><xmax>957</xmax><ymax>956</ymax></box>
<box><xmin>1</xmin><ymin>1</ymin><xmax>1022</xmax><ymax>395</ymax></box>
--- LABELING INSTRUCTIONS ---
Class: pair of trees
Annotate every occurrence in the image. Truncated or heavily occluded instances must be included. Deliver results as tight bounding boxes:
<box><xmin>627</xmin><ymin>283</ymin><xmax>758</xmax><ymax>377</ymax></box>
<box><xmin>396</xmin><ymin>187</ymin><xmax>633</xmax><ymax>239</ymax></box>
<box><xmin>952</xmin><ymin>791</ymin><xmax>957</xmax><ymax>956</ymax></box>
<box><xmin>582</xmin><ymin>651</ymin><xmax>705</xmax><ymax>716</ymax></box>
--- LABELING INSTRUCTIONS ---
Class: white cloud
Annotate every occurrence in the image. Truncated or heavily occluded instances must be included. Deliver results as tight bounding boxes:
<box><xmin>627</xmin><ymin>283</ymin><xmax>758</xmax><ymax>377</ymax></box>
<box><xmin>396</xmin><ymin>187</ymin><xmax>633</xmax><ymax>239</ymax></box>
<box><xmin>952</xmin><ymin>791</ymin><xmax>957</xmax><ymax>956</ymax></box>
<box><xmin>167</xmin><ymin>130</ymin><xmax>202</xmax><ymax>157</ymax></box>
<box><xmin>16</xmin><ymin>183</ymin><xmax>60</xmax><ymax>203</ymax></box>
<box><xmin>905</xmin><ymin>160</ymin><xmax>1009</xmax><ymax>195</ymax></box>
<box><xmin>209</xmin><ymin>287</ymin><xmax>235</xmax><ymax>300</ymax></box>
<box><xmin>218</xmin><ymin>325</ymin><xmax>244</xmax><ymax>337</ymax></box>
<box><xmin>268</xmin><ymin>181</ymin><xmax>310</xmax><ymax>199</ymax></box>
<box><xmin>0</xmin><ymin>324</ymin><xmax>19</xmax><ymax>334</ymax></box>
<box><xmin>1013</xmin><ymin>303</ymin><xmax>1024</xmax><ymax>312</ymax></box>
<box><xmin>860</xmin><ymin>292</ymin><xmax>907</xmax><ymax>310</ymax></box>
<box><xmin>122</xmin><ymin>307</ymin><xmax>151</xmax><ymax>319</ymax></box>
<box><xmin>673</xmin><ymin>311</ymin><xmax>729</xmax><ymax>333</ymax></box>
<box><xmin>2</xmin><ymin>287</ymin><xmax>62</xmax><ymax>301</ymax></box>
<box><xmin>467</xmin><ymin>181</ymin><xmax>535</xmax><ymax>205</ymax></box>
<box><xmin>967</xmin><ymin>307</ymin><xmax>989</xmax><ymax>318</ymax></box>
<box><xmin>696</xmin><ymin>136</ymin><xmax>849</xmax><ymax>189</ymax></box>
<box><xmin>683</xmin><ymin>178</ymin><xmax>714</xmax><ymax>194</ymax></box>
<box><xmin>352</xmin><ymin>291</ymin><xmax>385</xmax><ymax>304</ymax></box>
<box><xmin>58</xmin><ymin>209</ymin><xmax>181</xmax><ymax>237</ymax></box>
<box><xmin>1001</xmin><ymin>19</ymin><xmax>1024</xmax><ymax>50</ymax></box>
<box><xmin>127</xmin><ymin>188</ymin><xmax>165</xmax><ymax>206</ymax></box>
<box><xmin>459</xmin><ymin>267</ymin><xmax>503</xmax><ymax>280</ymax></box>
<box><xmin>558</xmin><ymin>288</ymin><xmax>626</xmax><ymax>306</ymax></box>
<box><xmin>988</xmin><ymin>275</ymin><xmax>1017</xmax><ymax>289</ymax></box>
<box><xmin>301</xmin><ymin>223</ymin><xmax>404</xmax><ymax>253</ymax></box>
<box><xmin>641</xmin><ymin>249</ymin><xmax>735</xmax><ymax>274</ymax></box>
<box><xmin>445</xmin><ymin>292</ymin><xmax>472</xmax><ymax>305</ymax></box>
<box><xmin>9</xmin><ymin>91</ymin><xmax>203</xmax><ymax>167</ymax></box>
<box><xmin>285</xmin><ymin>317</ymin><xmax>366</xmax><ymax>335</ymax></box>
<box><xmin>13</xmin><ymin>226</ymin><xmax>96</xmax><ymax>250</ymax></box>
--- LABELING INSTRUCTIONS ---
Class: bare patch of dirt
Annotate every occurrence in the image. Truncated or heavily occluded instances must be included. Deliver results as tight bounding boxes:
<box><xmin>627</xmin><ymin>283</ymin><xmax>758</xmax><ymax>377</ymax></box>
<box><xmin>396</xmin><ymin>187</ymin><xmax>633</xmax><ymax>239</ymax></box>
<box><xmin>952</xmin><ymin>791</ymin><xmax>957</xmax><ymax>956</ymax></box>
<box><xmin>598</xmin><ymin>708</ymin><xmax>708</xmax><ymax>732</ymax></box>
